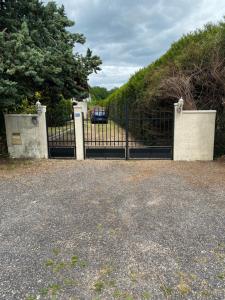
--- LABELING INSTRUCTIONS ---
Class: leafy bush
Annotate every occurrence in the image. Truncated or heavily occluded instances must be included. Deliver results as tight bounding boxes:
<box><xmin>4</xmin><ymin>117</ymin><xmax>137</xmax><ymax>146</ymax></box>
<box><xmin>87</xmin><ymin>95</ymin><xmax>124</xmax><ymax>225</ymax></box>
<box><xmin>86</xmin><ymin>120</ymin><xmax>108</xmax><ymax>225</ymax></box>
<box><xmin>9</xmin><ymin>99</ymin><xmax>37</xmax><ymax>114</ymax></box>
<box><xmin>47</xmin><ymin>98</ymin><xmax>73</xmax><ymax>127</ymax></box>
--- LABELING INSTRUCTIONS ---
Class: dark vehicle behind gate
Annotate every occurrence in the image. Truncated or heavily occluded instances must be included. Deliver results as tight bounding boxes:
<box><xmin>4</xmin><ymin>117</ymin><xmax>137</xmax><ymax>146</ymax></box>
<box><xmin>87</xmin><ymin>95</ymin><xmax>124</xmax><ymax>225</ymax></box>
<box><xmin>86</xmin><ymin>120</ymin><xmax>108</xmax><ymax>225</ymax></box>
<box><xmin>91</xmin><ymin>108</ymin><xmax>108</xmax><ymax>124</ymax></box>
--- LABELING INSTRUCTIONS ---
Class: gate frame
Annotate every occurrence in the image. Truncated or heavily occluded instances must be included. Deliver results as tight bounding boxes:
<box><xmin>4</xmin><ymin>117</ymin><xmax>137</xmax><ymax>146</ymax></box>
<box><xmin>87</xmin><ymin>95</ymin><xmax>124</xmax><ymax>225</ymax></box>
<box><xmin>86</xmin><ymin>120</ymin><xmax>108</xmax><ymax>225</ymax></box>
<box><xmin>46</xmin><ymin>108</ymin><xmax>76</xmax><ymax>159</ymax></box>
<box><xmin>83</xmin><ymin>104</ymin><xmax>174</xmax><ymax>160</ymax></box>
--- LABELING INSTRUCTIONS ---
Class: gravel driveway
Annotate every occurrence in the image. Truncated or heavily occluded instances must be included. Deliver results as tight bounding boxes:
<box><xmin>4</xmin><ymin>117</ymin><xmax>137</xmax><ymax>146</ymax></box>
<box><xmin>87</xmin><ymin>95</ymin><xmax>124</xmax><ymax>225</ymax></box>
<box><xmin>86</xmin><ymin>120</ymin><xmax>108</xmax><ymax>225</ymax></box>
<box><xmin>0</xmin><ymin>160</ymin><xmax>225</xmax><ymax>300</ymax></box>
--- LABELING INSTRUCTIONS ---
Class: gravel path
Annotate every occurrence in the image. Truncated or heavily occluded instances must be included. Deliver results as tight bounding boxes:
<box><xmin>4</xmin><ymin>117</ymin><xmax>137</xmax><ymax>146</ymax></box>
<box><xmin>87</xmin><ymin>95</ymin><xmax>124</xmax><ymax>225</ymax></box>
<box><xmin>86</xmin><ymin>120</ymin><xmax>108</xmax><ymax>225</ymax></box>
<box><xmin>0</xmin><ymin>160</ymin><xmax>225</xmax><ymax>300</ymax></box>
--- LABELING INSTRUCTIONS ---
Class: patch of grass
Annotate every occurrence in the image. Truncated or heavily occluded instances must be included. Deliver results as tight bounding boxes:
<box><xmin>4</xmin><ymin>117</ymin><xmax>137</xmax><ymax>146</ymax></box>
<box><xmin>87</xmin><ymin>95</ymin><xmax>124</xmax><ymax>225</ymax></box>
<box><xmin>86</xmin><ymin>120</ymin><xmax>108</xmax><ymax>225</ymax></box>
<box><xmin>213</xmin><ymin>243</ymin><xmax>225</xmax><ymax>260</ymax></box>
<box><xmin>214</xmin><ymin>252</ymin><xmax>225</xmax><ymax>260</ymax></box>
<box><xmin>93</xmin><ymin>281</ymin><xmax>105</xmax><ymax>293</ymax></box>
<box><xmin>53</xmin><ymin>261</ymin><xmax>67</xmax><ymax>273</ymax></box>
<box><xmin>176</xmin><ymin>272</ymin><xmax>192</xmax><ymax>296</ymax></box>
<box><xmin>97</xmin><ymin>223</ymin><xmax>103</xmax><ymax>232</ymax></box>
<box><xmin>71</xmin><ymin>255</ymin><xmax>79</xmax><ymax>266</ymax></box>
<box><xmin>31</xmin><ymin>251</ymin><xmax>90</xmax><ymax>299</ymax></box>
<box><xmin>109</xmin><ymin>228</ymin><xmax>118</xmax><ymax>237</ymax></box>
<box><xmin>39</xmin><ymin>287</ymin><xmax>49</xmax><ymax>296</ymax></box>
<box><xmin>201</xmin><ymin>289</ymin><xmax>211</xmax><ymax>297</ymax></box>
<box><xmin>79</xmin><ymin>260</ymin><xmax>88</xmax><ymax>268</ymax></box>
<box><xmin>37</xmin><ymin>283</ymin><xmax>62</xmax><ymax>298</ymax></box>
<box><xmin>45</xmin><ymin>259</ymin><xmax>54</xmax><ymax>267</ymax></box>
<box><xmin>124</xmin><ymin>295</ymin><xmax>134</xmax><ymax>300</ymax></box>
<box><xmin>52</xmin><ymin>248</ymin><xmax>61</xmax><ymax>256</ymax></box>
<box><xmin>44</xmin><ymin>253</ymin><xmax>88</xmax><ymax>273</ymax></box>
<box><xmin>26</xmin><ymin>296</ymin><xmax>36</xmax><ymax>300</ymax></box>
<box><xmin>160</xmin><ymin>285</ymin><xmax>173</xmax><ymax>297</ymax></box>
<box><xmin>113</xmin><ymin>289</ymin><xmax>133</xmax><ymax>299</ymax></box>
<box><xmin>190</xmin><ymin>273</ymin><xmax>198</xmax><ymax>281</ymax></box>
<box><xmin>48</xmin><ymin>283</ymin><xmax>61</xmax><ymax>296</ymax></box>
<box><xmin>63</xmin><ymin>278</ymin><xmax>77</xmax><ymax>286</ymax></box>
<box><xmin>217</xmin><ymin>273</ymin><xmax>225</xmax><ymax>280</ymax></box>
<box><xmin>100</xmin><ymin>264</ymin><xmax>113</xmax><ymax>276</ymax></box>
<box><xmin>129</xmin><ymin>270</ymin><xmax>138</xmax><ymax>283</ymax></box>
<box><xmin>142</xmin><ymin>291</ymin><xmax>152</xmax><ymax>299</ymax></box>
<box><xmin>217</xmin><ymin>242</ymin><xmax>225</xmax><ymax>248</ymax></box>
<box><xmin>106</xmin><ymin>279</ymin><xmax>116</xmax><ymax>287</ymax></box>
<box><xmin>124</xmin><ymin>296</ymin><xmax>133</xmax><ymax>300</ymax></box>
<box><xmin>177</xmin><ymin>281</ymin><xmax>191</xmax><ymax>295</ymax></box>
<box><xmin>113</xmin><ymin>289</ymin><xmax>123</xmax><ymax>298</ymax></box>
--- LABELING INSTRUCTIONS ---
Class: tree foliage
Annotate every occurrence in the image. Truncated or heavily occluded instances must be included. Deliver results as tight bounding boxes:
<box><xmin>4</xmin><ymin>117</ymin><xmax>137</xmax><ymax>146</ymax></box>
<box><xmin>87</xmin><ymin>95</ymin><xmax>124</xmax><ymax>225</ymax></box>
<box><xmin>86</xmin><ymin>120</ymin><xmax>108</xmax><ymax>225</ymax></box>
<box><xmin>90</xmin><ymin>86</ymin><xmax>118</xmax><ymax>101</ymax></box>
<box><xmin>106</xmin><ymin>20</ymin><xmax>225</xmax><ymax>156</ymax></box>
<box><xmin>0</xmin><ymin>0</ymin><xmax>101</xmax><ymax>109</ymax></box>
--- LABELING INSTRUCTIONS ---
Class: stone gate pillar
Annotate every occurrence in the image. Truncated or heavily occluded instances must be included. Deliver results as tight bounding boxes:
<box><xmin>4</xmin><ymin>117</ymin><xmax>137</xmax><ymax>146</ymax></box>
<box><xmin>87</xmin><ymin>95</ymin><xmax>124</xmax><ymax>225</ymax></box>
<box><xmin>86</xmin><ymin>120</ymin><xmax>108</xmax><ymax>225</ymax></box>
<box><xmin>74</xmin><ymin>106</ymin><xmax>84</xmax><ymax>160</ymax></box>
<box><xmin>4</xmin><ymin>105</ymin><xmax>48</xmax><ymax>159</ymax></box>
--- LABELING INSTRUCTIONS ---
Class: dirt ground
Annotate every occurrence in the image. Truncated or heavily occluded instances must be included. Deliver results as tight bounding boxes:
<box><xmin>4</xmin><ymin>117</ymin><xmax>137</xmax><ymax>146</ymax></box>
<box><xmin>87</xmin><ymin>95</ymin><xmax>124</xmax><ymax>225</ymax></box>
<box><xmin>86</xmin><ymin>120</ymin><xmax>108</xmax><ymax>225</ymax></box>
<box><xmin>0</xmin><ymin>159</ymin><xmax>225</xmax><ymax>299</ymax></box>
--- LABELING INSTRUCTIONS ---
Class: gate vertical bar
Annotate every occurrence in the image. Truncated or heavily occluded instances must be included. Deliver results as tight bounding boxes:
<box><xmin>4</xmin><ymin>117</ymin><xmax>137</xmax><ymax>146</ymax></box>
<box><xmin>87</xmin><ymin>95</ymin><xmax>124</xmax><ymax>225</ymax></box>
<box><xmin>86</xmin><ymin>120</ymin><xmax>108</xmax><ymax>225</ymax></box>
<box><xmin>125</xmin><ymin>103</ymin><xmax>129</xmax><ymax>160</ymax></box>
<box><xmin>46</xmin><ymin>113</ymin><xmax>50</xmax><ymax>158</ymax></box>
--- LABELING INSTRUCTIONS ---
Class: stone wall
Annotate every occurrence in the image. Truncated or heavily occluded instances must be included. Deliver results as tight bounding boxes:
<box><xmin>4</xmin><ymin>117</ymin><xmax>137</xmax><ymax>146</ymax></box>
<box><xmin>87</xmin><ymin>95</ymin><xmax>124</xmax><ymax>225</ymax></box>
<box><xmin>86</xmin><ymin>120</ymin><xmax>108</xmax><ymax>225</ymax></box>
<box><xmin>173</xmin><ymin>103</ymin><xmax>216</xmax><ymax>161</ymax></box>
<box><xmin>4</xmin><ymin>106</ymin><xmax>48</xmax><ymax>159</ymax></box>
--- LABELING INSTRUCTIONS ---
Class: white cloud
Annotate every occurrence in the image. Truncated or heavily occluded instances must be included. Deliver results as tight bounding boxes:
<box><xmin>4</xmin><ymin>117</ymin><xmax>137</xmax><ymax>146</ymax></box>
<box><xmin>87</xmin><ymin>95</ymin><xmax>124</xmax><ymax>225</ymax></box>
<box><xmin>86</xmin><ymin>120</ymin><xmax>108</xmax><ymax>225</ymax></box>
<box><xmin>88</xmin><ymin>65</ymin><xmax>141</xmax><ymax>90</ymax></box>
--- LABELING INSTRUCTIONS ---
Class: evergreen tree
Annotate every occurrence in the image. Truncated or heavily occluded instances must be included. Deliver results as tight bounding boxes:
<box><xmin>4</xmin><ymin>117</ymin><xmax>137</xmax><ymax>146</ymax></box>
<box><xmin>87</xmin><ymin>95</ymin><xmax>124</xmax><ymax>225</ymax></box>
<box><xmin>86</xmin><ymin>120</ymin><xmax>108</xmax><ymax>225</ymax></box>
<box><xmin>0</xmin><ymin>0</ymin><xmax>101</xmax><ymax>109</ymax></box>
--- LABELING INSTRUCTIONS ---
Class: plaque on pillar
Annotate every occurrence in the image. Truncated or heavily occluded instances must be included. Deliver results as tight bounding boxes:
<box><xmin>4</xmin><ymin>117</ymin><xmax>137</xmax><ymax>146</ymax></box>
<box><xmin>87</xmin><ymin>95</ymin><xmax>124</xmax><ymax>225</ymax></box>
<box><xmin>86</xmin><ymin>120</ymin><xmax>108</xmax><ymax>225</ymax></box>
<box><xmin>12</xmin><ymin>133</ymin><xmax>22</xmax><ymax>145</ymax></box>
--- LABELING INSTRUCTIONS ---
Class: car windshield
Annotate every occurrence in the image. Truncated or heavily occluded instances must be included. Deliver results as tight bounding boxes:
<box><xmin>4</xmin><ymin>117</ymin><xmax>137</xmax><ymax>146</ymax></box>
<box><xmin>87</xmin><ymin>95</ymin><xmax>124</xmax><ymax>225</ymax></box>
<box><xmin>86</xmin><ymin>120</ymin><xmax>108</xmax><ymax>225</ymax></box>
<box><xmin>94</xmin><ymin>111</ymin><xmax>106</xmax><ymax>116</ymax></box>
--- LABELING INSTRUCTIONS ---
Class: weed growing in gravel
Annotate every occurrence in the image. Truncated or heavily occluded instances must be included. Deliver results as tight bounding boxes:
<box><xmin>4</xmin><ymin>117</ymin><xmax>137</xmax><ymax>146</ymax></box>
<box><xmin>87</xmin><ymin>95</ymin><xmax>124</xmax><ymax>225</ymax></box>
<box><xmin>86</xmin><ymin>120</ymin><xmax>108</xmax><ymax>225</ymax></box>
<box><xmin>55</xmin><ymin>261</ymin><xmax>67</xmax><ymax>273</ymax></box>
<box><xmin>160</xmin><ymin>285</ymin><xmax>173</xmax><ymax>297</ymax></box>
<box><xmin>52</xmin><ymin>248</ymin><xmax>61</xmax><ymax>256</ymax></box>
<box><xmin>176</xmin><ymin>273</ymin><xmax>191</xmax><ymax>296</ymax></box>
<box><xmin>113</xmin><ymin>289</ymin><xmax>134</xmax><ymax>299</ymax></box>
<box><xmin>26</xmin><ymin>296</ymin><xmax>36</xmax><ymax>300</ymax></box>
<box><xmin>93</xmin><ymin>280</ymin><xmax>105</xmax><ymax>293</ymax></box>
<box><xmin>109</xmin><ymin>227</ymin><xmax>120</xmax><ymax>237</ymax></box>
<box><xmin>97</xmin><ymin>223</ymin><xmax>103</xmax><ymax>232</ymax></box>
<box><xmin>128</xmin><ymin>269</ymin><xmax>138</xmax><ymax>283</ymax></box>
<box><xmin>39</xmin><ymin>287</ymin><xmax>49</xmax><ymax>296</ymax></box>
<box><xmin>46</xmin><ymin>283</ymin><xmax>61</xmax><ymax>297</ymax></box>
<box><xmin>100</xmin><ymin>264</ymin><xmax>113</xmax><ymax>276</ymax></box>
<box><xmin>63</xmin><ymin>278</ymin><xmax>77</xmax><ymax>286</ymax></box>
<box><xmin>78</xmin><ymin>259</ymin><xmax>88</xmax><ymax>268</ymax></box>
<box><xmin>45</xmin><ymin>259</ymin><xmax>54</xmax><ymax>267</ymax></box>
<box><xmin>213</xmin><ymin>243</ymin><xmax>225</xmax><ymax>260</ymax></box>
<box><xmin>28</xmin><ymin>245</ymin><xmax>225</xmax><ymax>299</ymax></box>
<box><xmin>142</xmin><ymin>291</ymin><xmax>152</xmax><ymax>299</ymax></box>
<box><xmin>27</xmin><ymin>251</ymin><xmax>88</xmax><ymax>299</ymax></box>
<box><xmin>125</xmin><ymin>296</ymin><xmax>134</xmax><ymax>300</ymax></box>
<box><xmin>200</xmin><ymin>289</ymin><xmax>211</xmax><ymax>297</ymax></box>
<box><xmin>92</xmin><ymin>263</ymin><xmax>115</xmax><ymax>295</ymax></box>
<box><xmin>71</xmin><ymin>255</ymin><xmax>79</xmax><ymax>266</ymax></box>
<box><xmin>217</xmin><ymin>273</ymin><xmax>225</xmax><ymax>280</ymax></box>
<box><xmin>113</xmin><ymin>289</ymin><xmax>123</xmax><ymax>298</ymax></box>
<box><xmin>106</xmin><ymin>279</ymin><xmax>116</xmax><ymax>287</ymax></box>
<box><xmin>177</xmin><ymin>281</ymin><xmax>190</xmax><ymax>295</ymax></box>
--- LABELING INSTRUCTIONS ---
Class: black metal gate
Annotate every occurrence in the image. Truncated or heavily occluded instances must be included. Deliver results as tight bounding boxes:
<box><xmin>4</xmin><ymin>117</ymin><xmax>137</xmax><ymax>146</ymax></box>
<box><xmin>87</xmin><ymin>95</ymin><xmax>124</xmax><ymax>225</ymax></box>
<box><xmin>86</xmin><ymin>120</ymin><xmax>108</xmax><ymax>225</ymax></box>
<box><xmin>83</xmin><ymin>103</ymin><xmax>173</xmax><ymax>160</ymax></box>
<box><xmin>46</xmin><ymin>111</ymin><xmax>76</xmax><ymax>158</ymax></box>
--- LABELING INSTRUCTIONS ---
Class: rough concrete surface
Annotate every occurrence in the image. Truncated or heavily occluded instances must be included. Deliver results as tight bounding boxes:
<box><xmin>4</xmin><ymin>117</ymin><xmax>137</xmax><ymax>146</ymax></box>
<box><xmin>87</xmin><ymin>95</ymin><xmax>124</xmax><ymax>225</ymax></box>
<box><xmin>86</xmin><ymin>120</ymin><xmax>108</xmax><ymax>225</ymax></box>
<box><xmin>0</xmin><ymin>160</ymin><xmax>225</xmax><ymax>300</ymax></box>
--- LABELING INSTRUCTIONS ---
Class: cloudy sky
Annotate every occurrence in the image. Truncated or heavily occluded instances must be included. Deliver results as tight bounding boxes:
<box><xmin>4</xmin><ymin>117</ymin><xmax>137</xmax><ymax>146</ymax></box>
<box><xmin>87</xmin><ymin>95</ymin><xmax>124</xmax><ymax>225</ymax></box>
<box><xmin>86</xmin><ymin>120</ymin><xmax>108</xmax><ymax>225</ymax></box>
<box><xmin>49</xmin><ymin>0</ymin><xmax>225</xmax><ymax>89</ymax></box>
